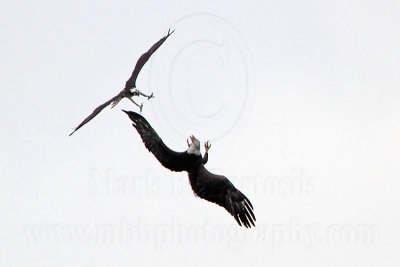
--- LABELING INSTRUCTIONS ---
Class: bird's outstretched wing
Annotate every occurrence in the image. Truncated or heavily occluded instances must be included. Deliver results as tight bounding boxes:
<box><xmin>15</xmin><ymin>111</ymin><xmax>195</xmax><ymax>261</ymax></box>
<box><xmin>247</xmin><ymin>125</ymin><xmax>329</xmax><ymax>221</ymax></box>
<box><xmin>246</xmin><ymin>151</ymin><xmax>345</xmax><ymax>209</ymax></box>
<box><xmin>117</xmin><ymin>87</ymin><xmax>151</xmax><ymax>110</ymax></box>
<box><xmin>124</xmin><ymin>29</ymin><xmax>175</xmax><ymax>90</ymax></box>
<box><xmin>69</xmin><ymin>30</ymin><xmax>173</xmax><ymax>136</ymax></box>
<box><xmin>223</xmin><ymin>185</ymin><xmax>256</xmax><ymax>228</ymax></box>
<box><xmin>194</xmin><ymin>166</ymin><xmax>256</xmax><ymax>228</ymax></box>
<box><xmin>69</xmin><ymin>93</ymin><xmax>121</xmax><ymax>136</ymax></box>
<box><xmin>123</xmin><ymin>110</ymin><xmax>197</xmax><ymax>172</ymax></box>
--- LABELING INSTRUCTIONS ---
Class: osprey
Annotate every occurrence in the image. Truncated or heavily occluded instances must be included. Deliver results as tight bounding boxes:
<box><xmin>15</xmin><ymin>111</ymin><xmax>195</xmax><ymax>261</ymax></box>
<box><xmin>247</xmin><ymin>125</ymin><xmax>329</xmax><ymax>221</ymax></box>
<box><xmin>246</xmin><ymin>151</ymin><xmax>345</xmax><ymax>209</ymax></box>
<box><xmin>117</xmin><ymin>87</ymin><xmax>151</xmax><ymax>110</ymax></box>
<box><xmin>123</xmin><ymin>110</ymin><xmax>256</xmax><ymax>228</ymax></box>
<box><xmin>69</xmin><ymin>29</ymin><xmax>174</xmax><ymax>136</ymax></box>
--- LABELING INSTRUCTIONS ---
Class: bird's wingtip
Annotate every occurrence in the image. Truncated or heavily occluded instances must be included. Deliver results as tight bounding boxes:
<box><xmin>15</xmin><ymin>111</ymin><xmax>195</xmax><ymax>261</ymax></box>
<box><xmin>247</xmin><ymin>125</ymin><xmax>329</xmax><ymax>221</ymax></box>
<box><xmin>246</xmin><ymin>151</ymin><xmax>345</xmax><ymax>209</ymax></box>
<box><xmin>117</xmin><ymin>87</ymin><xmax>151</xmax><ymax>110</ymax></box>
<box><xmin>69</xmin><ymin>129</ymin><xmax>76</xmax><ymax>136</ymax></box>
<box><xmin>168</xmin><ymin>28</ymin><xmax>175</xmax><ymax>35</ymax></box>
<box><xmin>122</xmin><ymin>109</ymin><xmax>141</xmax><ymax>119</ymax></box>
<box><xmin>122</xmin><ymin>109</ymin><xmax>135</xmax><ymax>116</ymax></box>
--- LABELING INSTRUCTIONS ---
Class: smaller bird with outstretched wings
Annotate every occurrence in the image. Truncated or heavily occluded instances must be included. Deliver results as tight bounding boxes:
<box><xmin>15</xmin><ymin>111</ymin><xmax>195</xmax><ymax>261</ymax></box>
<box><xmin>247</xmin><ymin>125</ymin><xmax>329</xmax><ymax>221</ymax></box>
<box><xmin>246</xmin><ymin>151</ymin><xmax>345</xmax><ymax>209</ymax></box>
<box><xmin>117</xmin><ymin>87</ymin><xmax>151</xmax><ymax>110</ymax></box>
<box><xmin>69</xmin><ymin>29</ymin><xmax>174</xmax><ymax>136</ymax></box>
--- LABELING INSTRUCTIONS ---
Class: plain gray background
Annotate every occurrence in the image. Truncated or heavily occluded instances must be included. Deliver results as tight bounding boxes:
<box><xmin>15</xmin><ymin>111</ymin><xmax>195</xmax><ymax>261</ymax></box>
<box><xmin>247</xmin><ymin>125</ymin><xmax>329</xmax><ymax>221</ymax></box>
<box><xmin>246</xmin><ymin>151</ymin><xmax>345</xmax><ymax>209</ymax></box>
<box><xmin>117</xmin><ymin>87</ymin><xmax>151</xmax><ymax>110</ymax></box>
<box><xmin>1</xmin><ymin>0</ymin><xmax>399</xmax><ymax>266</ymax></box>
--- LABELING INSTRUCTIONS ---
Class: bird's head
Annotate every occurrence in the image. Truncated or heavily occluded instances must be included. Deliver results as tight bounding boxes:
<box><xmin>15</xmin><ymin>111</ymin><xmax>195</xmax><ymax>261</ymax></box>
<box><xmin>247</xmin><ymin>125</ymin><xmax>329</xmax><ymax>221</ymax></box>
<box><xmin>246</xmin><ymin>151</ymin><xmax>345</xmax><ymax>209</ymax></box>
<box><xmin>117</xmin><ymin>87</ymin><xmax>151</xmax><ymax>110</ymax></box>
<box><xmin>186</xmin><ymin>135</ymin><xmax>201</xmax><ymax>156</ymax></box>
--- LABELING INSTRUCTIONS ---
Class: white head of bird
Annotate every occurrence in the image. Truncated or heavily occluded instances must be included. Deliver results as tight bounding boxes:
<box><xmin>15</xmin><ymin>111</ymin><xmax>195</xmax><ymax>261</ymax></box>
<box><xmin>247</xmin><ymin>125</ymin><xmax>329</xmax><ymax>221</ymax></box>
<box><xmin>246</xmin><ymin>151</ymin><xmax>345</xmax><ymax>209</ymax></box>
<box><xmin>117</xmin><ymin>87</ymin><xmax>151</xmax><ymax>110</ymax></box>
<box><xmin>187</xmin><ymin>135</ymin><xmax>201</xmax><ymax>156</ymax></box>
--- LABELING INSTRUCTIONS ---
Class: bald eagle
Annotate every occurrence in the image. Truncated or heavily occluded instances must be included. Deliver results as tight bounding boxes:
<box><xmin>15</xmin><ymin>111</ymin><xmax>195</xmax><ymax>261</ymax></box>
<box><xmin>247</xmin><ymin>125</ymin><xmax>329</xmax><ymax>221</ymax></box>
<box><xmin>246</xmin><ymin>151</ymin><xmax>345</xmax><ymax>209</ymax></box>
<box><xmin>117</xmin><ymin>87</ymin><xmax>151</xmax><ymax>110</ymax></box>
<box><xmin>69</xmin><ymin>29</ymin><xmax>174</xmax><ymax>136</ymax></box>
<box><xmin>123</xmin><ymin>110</ymin><xmax>256</xmax><ymax>228</ymax></box>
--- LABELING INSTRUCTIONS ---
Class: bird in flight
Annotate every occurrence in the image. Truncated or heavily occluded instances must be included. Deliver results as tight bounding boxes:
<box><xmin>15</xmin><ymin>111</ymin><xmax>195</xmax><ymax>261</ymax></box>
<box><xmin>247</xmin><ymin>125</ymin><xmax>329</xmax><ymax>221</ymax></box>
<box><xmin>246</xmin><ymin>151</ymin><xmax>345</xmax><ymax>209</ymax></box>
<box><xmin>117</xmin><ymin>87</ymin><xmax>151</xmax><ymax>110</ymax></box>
<box><xmin>123</xmin><ymin>110</ymin><xmax>256</xmax><ymax>228</ymax></box>
<box><xmin>69</xmin><ymin>29</ymin><xmax>174</xmax><ymax>136</ymax></box>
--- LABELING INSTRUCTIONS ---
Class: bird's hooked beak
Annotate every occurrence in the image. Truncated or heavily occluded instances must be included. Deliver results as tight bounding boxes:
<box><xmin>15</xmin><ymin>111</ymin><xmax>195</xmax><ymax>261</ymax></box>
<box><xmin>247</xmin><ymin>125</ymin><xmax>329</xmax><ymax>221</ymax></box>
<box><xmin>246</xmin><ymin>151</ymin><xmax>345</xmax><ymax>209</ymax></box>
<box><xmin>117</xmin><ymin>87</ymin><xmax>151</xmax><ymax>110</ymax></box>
<box><xmin>187</xmin><ymin>135</ymin><xmax>197</xmax><ymax>146</ymax></box>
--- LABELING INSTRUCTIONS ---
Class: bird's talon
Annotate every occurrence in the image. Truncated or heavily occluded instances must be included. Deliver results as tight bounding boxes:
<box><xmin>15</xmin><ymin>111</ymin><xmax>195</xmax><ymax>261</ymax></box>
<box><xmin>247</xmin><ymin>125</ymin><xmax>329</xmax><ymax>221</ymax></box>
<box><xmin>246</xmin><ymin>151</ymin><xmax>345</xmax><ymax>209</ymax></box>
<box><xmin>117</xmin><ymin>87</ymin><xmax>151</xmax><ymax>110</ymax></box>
<box><xmin>204</xmin><ymin>141</ymin><xmax>211</xmax><ymax>152</ymax></box>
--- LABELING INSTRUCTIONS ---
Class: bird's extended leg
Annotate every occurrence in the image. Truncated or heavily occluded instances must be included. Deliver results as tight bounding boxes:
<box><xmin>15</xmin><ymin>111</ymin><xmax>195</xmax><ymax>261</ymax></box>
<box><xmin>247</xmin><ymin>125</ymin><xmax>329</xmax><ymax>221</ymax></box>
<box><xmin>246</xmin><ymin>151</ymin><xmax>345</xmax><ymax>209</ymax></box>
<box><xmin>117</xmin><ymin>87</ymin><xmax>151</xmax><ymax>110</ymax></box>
<box><xmin>204</xmin><ymin>141</ymin><xmax>211</xmax><ymax>153</ymax></box>
<box><xmin>133</xmin><ymin>89</ymin><xmax>154</xmax><ymax>100</ymax></box>
<box><xmin>127</xmin><ymin>96</ymin><xmax>143</xmax><ymax>113</ymax></box>
<box><xmin>203</xmin><ymin>141</ymin><xmax>211</xmax><ymax>165</ymax></box>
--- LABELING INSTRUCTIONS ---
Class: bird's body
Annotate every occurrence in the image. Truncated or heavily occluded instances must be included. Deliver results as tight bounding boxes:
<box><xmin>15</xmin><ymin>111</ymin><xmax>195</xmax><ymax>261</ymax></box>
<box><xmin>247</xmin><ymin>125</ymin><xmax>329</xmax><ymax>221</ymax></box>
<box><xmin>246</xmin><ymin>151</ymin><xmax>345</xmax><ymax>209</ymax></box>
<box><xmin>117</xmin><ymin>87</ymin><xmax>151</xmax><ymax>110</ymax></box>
<box><xmin>123</xmin><ymin>110</ymin><xmax>256</xmax><ymax>228</ymax></box>
<box><xmin>69</xmin><ymin>29</ymin><xmax>174</xmax><ymax>136</ymax></box>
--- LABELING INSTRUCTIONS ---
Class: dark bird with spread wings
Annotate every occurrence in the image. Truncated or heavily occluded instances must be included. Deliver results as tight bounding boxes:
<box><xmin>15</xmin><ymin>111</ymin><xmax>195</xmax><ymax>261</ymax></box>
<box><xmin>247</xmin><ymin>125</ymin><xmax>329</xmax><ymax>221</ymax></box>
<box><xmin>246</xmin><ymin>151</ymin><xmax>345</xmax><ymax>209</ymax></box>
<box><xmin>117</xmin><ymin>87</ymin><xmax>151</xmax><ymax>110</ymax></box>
<box><xmin>69</xmin><ymin>29</ymin><xmax>174</xmax><ymax>136</ymax></box>
<box><xmin>123</xmin><ymin>110</ymin><xmax>256</xmax><ymax>228</ymax></box>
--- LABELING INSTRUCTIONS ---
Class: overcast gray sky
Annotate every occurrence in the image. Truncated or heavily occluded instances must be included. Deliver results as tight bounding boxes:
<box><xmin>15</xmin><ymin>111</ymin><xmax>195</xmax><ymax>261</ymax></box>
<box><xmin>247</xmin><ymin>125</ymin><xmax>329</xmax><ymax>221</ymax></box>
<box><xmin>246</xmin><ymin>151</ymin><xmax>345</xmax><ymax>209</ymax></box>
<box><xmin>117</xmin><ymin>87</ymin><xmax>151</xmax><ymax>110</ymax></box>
<box><xmin>1</xmin><ymin>0</ymin><xmax>400</xmax><ymax>266</ymax></box>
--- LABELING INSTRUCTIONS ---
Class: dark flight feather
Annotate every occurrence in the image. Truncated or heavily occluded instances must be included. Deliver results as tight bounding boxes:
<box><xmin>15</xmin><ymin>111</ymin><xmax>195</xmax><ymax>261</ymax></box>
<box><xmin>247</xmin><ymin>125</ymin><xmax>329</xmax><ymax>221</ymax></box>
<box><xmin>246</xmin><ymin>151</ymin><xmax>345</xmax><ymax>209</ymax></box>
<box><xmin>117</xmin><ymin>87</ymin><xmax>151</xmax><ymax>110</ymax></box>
<box><xmin>69</xmin><ymin>94</ymin><xmax>120</xmax><ymax>136</ymax></box>
<box><xmin>125</xmin><ymin>29</ymin><xmax>175</xmax><ymax>89</ymax></box>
